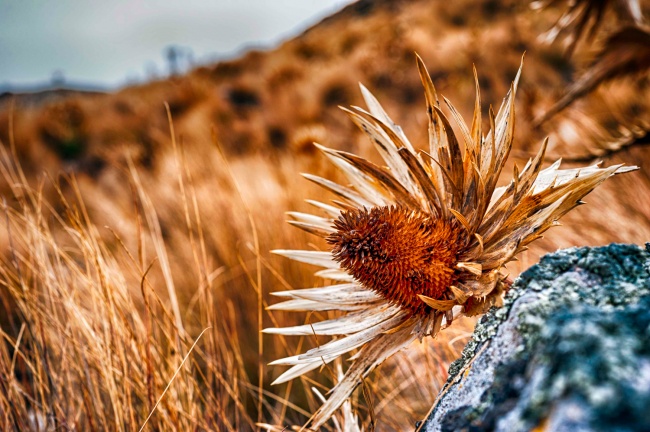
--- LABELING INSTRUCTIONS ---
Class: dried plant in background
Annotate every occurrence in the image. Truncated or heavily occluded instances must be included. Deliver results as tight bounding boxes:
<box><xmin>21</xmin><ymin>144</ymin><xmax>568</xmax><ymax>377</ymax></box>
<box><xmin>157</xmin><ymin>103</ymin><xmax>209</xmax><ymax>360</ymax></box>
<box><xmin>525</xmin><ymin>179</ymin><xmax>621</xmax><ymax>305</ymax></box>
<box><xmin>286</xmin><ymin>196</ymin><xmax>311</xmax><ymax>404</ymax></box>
<box><xmin>532</xmin><ymin>0</ymin><xmax>644</xmax><ymax>55</ymax></box>
<box><xmin>532</xmin><ymin>0</ymin><xmax>649</xmax><ymax>164</ymax></box>
<box><xmin>266</xmin><ymin>56</ymin><xmax>637</xmax><ymax>429</ymax></box>
<box><xmin>535</xmin><ymin>25</ymin><xmax>650</xmax><ymax>125</ymax></box>
<box><xmin>540</xmin><ymin>98</ymin><xmax>650</xmax><ymax>163</ymax></box>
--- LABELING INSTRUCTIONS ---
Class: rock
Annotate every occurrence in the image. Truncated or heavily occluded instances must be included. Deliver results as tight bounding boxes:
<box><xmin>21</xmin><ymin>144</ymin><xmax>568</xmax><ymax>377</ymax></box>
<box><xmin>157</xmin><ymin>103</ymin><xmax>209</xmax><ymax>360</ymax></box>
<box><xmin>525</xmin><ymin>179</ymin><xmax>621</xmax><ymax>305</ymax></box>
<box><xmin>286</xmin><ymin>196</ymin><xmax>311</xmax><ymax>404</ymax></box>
<box><xmin>419</xmin><ymin>244</ymin><xmax>650</xmax><ymax>432</ymax></box>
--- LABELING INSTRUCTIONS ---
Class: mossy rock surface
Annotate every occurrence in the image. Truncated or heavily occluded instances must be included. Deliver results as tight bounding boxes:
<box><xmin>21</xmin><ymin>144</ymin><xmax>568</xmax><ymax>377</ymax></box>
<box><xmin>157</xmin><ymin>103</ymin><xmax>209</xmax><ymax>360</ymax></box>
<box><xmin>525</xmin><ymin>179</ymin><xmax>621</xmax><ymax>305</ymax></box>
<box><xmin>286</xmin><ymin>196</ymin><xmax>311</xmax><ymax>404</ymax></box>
<box><xmin>421</xmin><ymin>244</ymin><xmax>650</xmax><ymax>432</ymax></box>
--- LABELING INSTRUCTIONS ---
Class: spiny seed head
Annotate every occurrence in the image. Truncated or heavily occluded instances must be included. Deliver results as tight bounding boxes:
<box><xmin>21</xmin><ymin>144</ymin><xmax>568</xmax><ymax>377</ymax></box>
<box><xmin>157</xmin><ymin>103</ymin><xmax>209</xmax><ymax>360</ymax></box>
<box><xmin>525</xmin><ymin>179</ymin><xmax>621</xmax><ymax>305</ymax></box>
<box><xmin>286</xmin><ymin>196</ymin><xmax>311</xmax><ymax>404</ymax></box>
<box><xmin>327</xmin><ymin>206</ymin><xmax>467</xmax><ymax>316</ymax></box>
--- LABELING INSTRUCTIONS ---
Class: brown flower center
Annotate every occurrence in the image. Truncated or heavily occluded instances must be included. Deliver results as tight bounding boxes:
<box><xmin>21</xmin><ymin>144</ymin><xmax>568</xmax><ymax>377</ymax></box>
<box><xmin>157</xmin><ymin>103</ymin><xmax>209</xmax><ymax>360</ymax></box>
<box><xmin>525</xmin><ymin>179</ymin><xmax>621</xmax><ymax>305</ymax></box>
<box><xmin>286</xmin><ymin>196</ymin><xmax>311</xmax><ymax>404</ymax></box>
<box><xmin>327</xmin><ymin>206</ymin><xmax>466</xmax><ymax>316</ymax></box>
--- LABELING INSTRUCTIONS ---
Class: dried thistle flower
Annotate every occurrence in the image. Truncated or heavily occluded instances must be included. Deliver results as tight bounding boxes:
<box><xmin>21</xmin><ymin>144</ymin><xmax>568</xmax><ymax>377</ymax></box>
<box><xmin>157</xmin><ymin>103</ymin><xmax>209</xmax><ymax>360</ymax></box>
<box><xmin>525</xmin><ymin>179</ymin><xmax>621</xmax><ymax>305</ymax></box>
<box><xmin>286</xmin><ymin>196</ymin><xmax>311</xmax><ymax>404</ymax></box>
<box><xmin>265</xmin><ymin>55</ymin><xmax>636</xmax><ymax>428</ymax></box>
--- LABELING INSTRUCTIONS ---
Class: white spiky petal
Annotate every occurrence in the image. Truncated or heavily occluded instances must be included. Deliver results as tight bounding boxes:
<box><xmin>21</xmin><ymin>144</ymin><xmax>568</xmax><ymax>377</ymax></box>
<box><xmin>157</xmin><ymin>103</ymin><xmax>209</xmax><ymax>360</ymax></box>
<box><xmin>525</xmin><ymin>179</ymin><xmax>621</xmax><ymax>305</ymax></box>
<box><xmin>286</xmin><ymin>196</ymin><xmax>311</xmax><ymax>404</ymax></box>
<box><xmin>266</xmin><ymin>55</ymin><xmax>637</xmax><ymax>429</ymax></box>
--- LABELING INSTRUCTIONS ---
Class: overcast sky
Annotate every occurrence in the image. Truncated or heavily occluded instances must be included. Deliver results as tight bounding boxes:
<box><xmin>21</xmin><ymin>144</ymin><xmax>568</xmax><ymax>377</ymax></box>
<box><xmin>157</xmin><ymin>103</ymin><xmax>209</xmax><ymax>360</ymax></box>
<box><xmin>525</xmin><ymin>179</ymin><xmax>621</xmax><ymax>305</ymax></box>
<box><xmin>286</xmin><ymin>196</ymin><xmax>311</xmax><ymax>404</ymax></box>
<box><xmin>0</xmin><ymin>0</ymin><xmax>354</xmax><ymax>90</ymax></box>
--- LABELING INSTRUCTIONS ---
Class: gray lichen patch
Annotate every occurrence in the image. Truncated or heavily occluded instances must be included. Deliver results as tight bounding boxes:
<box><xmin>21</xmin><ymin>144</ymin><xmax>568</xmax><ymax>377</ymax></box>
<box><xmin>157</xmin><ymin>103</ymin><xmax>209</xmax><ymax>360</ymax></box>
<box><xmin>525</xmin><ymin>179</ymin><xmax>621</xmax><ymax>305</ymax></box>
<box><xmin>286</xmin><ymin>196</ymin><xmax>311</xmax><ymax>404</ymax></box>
<box><xmin>520</xmin><ymin>299</ymin><xmax>650</xmax><ymax>428</ymax></box>
<box><xmin>423</xmin><ymin>244</ymin><xmax>650</xmax><ymax>432</ymax></box>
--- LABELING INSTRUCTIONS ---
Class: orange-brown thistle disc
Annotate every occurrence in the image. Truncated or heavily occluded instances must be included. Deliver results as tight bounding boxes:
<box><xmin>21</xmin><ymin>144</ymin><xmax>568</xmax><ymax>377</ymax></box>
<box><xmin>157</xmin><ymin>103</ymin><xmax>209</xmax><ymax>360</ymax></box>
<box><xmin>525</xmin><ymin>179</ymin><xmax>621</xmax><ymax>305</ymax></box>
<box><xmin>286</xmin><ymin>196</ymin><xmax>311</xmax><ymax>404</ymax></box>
<box><xmin>327</xmin><ymin>206</ymin><xmax>466</xmax><ymax>316</ymax></box>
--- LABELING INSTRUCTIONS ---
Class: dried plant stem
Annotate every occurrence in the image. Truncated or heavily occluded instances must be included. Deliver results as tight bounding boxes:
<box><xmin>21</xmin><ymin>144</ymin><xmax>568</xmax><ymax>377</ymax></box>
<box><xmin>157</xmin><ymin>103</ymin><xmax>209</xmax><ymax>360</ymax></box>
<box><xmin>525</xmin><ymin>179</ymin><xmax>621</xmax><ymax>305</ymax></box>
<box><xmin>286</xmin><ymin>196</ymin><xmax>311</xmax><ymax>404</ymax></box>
<box><xmin>139</xmin><ymin>326</ymin><xmax>211</xmax><ymax>432</ymax></box>
<box><xmin>210</xmin><ymin>128</ymin><xmax>265</xmax><ymax>424</ymax></box>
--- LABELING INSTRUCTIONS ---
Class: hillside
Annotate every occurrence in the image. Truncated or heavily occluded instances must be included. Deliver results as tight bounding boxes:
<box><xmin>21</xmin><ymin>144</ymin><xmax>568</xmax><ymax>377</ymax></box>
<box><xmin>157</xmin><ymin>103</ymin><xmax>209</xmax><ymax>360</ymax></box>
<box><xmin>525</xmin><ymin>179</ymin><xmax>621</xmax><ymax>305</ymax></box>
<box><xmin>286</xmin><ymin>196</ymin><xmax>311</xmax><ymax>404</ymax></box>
<box><xmin>0</xmin><ymin>0</ymin><xmax>649</xmax><ymax>428</ymax></box>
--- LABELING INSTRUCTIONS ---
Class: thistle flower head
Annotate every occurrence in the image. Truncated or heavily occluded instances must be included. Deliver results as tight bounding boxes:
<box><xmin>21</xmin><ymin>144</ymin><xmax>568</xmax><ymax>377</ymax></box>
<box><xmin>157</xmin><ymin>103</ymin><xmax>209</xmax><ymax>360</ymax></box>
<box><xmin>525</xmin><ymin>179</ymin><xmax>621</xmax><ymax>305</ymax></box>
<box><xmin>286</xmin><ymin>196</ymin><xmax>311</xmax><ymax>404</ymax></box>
<box><xmin>266</xmin><ymin>54</ymin><xmax>637</xmax><ymax>428</ymax></box>
<box><xmin>328</xmin><ymin>206</ymin><xmax>465</xmax><ymax>316</ymax></box>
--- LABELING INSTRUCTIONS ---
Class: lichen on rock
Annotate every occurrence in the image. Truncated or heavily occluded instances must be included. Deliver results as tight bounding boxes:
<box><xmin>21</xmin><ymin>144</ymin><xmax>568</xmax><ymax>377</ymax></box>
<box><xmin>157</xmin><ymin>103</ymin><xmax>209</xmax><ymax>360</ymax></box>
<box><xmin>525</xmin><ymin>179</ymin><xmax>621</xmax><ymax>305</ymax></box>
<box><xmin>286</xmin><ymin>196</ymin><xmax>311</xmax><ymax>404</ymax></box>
<box><xmin>421</xmin><ymin>243</ymin><xmax>650</xmax><ymax>432</ymax></box>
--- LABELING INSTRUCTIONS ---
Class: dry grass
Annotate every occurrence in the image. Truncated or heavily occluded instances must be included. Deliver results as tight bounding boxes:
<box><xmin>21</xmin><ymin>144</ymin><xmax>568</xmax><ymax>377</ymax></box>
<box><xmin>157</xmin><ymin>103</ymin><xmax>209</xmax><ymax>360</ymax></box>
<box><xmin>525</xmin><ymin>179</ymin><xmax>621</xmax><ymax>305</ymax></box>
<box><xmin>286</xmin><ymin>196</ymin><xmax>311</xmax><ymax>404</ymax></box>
<box><xmin>0</xmin><ymin>120</ymin><xmax>469</xmax><ymax>430</ymax></box>
<box><xmin>0</xmin><ymin>138</ymin><xmax>262</xmax><ymax>430</ymax></box>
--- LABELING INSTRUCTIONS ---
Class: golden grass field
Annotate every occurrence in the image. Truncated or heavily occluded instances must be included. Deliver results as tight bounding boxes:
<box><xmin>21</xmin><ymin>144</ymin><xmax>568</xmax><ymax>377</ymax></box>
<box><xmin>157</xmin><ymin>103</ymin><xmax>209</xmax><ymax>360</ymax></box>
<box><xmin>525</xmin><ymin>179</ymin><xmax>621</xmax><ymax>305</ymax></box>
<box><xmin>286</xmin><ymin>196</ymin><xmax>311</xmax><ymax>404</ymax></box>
<box><xmin>0</xmin><ymin>0</ymin><xmax>649</xmax><ymax>430</ymax></box>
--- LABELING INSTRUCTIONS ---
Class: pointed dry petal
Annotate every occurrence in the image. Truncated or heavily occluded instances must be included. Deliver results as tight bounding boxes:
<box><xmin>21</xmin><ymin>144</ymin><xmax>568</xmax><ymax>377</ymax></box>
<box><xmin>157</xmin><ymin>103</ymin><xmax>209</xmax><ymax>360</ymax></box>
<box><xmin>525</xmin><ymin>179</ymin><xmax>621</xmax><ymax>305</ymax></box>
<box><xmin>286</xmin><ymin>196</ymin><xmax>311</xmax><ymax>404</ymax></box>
<box><xmin>303</xmin><ymin>173</ymin><xmax>375</xmax><ymax>208</ymax></box>
<box><xmin>359</xmin><ymin>83</ymin><xmax>416</xmax><ymax>153</ymax></box>
<box><xmin>308</xmin><ymin>323</ymin><xmax>418</xmax><ymax>429</ymax></box>
<box><xmin>271</xmin><ymin>360</ymin><xmax>330</xmax><ymax>385</ymax></box>
<box><xmin>444</xmin><ymin>96</ymin><xmax>473</xmax><ymax>151</ymax></box>
<box><xmin>456</xmin><ymin>261</ymin><xmax>483</xmax><ymax>276</ymax></box>
<box><xmin>323</xmin><ymin>147</ymin><xmax>422</xmax><ymax>209</ymax></box>
<box><xmin>272</xmin><ymin>249</ymin><xmax>338</xmax><ymax>268</ymax></box>
<box><xmin>263</xmin><ymin>305</ymin><xmax>401</xmax><ymax>336</ymax></box>
<box><xmin>470</xmin><ymin>65</ymin><xmax>482</xmax><ymax>152</ymax></box>
<box><xmin>292</xmin><ymin>312</ymin><xmax>408</xmax><ymax>364</ymax></box>
<box><xmin>314</xmin><ymin>268</ymin><xmax>356</xmax><ymax>281</ymax></box>
<box><xmin>397</xmin><ymin>148</ymin><xmax>444</xmax><ymax>216</ymax></box>
<box><xmin>287</xmin><ymin>221</ymin><xmax>332</xmax><ymax>237</ymax></box>
<box><xmin>449</xmin><ymin>208</ymin><xmax>472</xmax><ymax>233</ymax></box>
<box><xmin>433</xmin><ymin>105</ymin><xmax>465</xmax><ymax>202</ymax></box>
<box><xmin>418</xmin><ymin>295</ymin><xmax>456</xmax><ymax>311</ymax></box>
<box><xmin>306</xmin><ymin>199</ymin><xmax>342</xmax><ymax>218</ymax></box>
<box><xmin>459</xmin><ymin>269</ymin><xmax>501</xmax><ymax>297</ymax></box>
<box><xmin>341</xmin><ymin>107</ymin><xmax>423</xmax><ymax>202</ymax></box>
<box><xmin>450</xmin><ymin>285</ymin><xmax>469</xmax><ymax>303</ymax></box>
<box><xmin>287</xmin><ymin>211</ymin><xmax>334</xmax><ymax>232</ymax></box>
<box><xmin>316</xmin><ymin>144</ymin><xmax>390</xmax><ymax>207</ymax></box>
<box><xmin>270</xmin><ymin>284</ymin><xmax>382</xmax><ymax>306</ymax></box>
<box><xmin>266</xmin><ymin>298</ymin><xmax>373</xmax><ymax>312</ymax></box>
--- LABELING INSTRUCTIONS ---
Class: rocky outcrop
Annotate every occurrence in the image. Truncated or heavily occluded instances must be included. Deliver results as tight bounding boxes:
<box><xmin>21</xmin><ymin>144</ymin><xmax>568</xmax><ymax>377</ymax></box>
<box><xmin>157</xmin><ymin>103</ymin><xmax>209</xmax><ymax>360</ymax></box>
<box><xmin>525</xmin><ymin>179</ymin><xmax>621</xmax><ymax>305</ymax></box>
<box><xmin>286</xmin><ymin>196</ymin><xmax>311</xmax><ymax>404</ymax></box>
<box><xmin>420</xmin><ymin>244</ymin><xmax>650</xmax><ymax>432</ymax></box>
